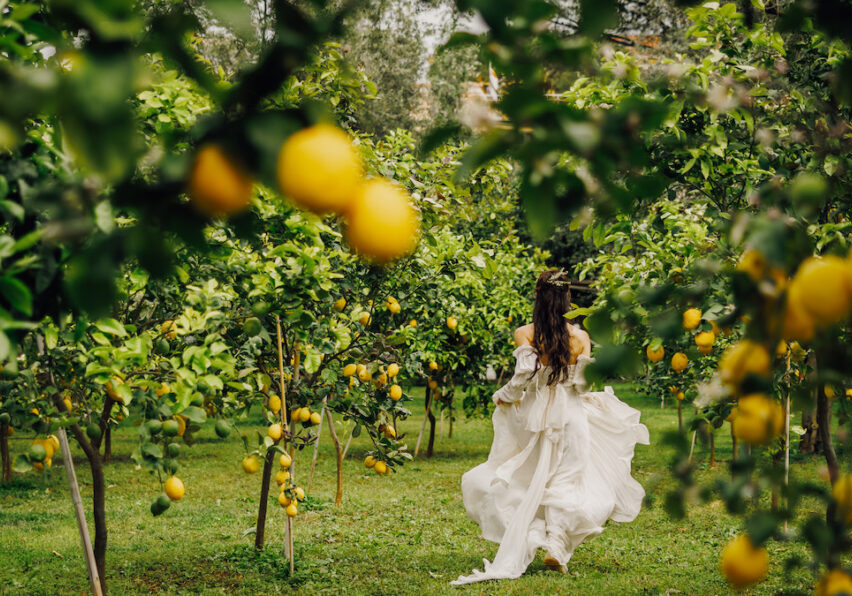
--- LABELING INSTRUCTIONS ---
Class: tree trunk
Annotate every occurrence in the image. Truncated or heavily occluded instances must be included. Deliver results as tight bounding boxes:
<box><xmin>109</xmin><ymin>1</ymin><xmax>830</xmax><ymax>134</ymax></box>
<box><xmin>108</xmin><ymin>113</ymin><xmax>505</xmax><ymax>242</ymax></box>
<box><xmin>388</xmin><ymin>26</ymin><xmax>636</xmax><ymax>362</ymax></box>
<box><xmin>731</xmin><ymin>423</ymin><xmax>738</xmax><ymax>462</ymax></box>
<box><xmin>448</xmin><ymin>393</ymin><xmax>454</xmax><ymax>439</ymax></box>
<box><xmin>103</xmin><ymin>426</ymin><xmax>112</xmax><ymax>464</ymax></box>
<box><xmin>799</xmin><ymin>409</ymin><xmax>817</xmax><ymax>453</ymax></box>
<box><xmin>426</xmin><ymin>402</ymin><xmax>436</xmax><ymax>458</ymax></box>
<box><xmin>817</xmin><ymin>384</ymin><xmax>839</xmax><ymax>484</ymax></box>
<box><xmin>677</xmin><ymin>400</ymin><xmax>683</xmax><ymax>434</ymax></box>
<box><xmin>709</xmin><ymin>430</ymin><xmax>716</xmax><ymax>467</ymax></box>
<box><xmin>254</xmin><ymin>448</ymin><xmax>276</xmax><ymax>550</ymax></box>
<box><xmin>325</xmin><ymin>409</ymin><xmax>344</xmax><ymax>506</ymax></box>
<box><xmin>1</xmin><ymin>422</ymin><xmax>10</xmax><ymax>482</ymax></box>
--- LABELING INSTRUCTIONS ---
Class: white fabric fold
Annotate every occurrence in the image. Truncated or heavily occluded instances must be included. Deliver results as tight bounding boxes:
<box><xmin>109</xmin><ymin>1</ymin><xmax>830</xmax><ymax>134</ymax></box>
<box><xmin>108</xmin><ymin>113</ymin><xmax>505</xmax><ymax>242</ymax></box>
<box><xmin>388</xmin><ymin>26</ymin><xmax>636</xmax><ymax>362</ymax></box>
<box><xmin>452</xmin><ymin>349</ymin><xmax>649</xmax><ymax>586</ymax></box>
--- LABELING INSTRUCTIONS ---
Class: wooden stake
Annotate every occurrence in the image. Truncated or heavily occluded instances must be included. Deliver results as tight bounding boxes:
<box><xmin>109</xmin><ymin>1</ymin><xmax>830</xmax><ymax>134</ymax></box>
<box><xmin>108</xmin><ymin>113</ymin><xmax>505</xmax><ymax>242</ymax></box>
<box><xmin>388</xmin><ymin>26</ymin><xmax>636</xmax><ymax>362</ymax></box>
<box><xmin>341</xmin><ymin>423</ymin><xmax>354</xmax><ymax>460</ymax></box>
<box><xmin>307</xmin><ymin>396</ymin><xmax>327</xmax><ymax>493</ymax></box>
<box><xmin>58</xmin><ymin>428</ymin><xmax>103</xmax><ymax>596</ymax></box>
<box><xmin>687</xmin><ymin>430</ymin><xmax>697</xmax><ymax>463</ymax></box>
<box><xmin>275</xmin><ymin>317</ymin><xmax>294</xmax><ymax>576</ymax></box>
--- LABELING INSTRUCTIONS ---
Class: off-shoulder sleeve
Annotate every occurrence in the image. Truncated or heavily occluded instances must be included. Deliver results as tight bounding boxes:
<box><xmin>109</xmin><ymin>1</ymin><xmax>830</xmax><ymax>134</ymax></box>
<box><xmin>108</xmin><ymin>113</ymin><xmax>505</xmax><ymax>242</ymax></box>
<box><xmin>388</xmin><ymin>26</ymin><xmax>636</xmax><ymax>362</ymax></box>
<box><xmin>492</xmin><ymin>345</ymin><xmax>537</xmax><ymax>405</ymax></box>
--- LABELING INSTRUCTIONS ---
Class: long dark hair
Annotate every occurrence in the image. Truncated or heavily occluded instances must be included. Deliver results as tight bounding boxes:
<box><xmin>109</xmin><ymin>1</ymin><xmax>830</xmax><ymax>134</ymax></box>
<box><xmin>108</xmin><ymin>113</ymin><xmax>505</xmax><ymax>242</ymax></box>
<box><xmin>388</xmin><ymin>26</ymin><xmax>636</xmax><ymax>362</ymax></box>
<box><xmin>532</xmin><ymin>269</ymin><xmax>578</xmax><ymax>385</ymax></box>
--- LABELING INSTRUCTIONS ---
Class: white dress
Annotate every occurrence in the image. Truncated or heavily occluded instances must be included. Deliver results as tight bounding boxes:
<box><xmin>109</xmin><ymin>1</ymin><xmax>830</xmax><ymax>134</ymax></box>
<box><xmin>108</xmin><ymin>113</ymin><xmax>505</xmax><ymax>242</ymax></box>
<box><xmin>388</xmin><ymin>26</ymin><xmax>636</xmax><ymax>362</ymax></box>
<box><xmin>451</xmin><ymin>345</ymin><xmax>649</xmax><ymax>585</ymax></box>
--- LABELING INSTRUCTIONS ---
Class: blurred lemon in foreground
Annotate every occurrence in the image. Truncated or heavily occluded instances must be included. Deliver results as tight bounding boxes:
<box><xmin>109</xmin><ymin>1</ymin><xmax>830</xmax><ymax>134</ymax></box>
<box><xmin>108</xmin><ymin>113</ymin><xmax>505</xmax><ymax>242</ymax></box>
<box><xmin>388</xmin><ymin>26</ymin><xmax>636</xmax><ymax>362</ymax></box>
<box><xmin>832</xmin><ymin>474</ymin><xmax>852</xmax><ymax>524</ymax></box>
<box><xmin>345</xmin><ymin>179</ymin><xmax>419</xmax><ymax>263</ymax></box>
<box><xmin>719</xmin><ymin>340</ymin><xmax>770</xmax><ymax>388</ymax></box>
<box><xmin>733</xmin><ymin>394</ymin><xmax>784</xmax><ymax>445</ymax></box>
<box><xmin>815</xmin><ymin>569</ymin><xmax>852</xmax><ymax>596</ymax></box>
<box><xmin>788</xmin><ymin>256</ymin><xmax>852</xmax><ymax>327</ymax></box>
<box><xmin>188</xmin><ymin>144</ymin><xmax>253</xmax><ymax>217</ymax></box>
<box><xmin>278</xmin><ymin>124</ymin><xmax>362</xmax><ymax>214</ymax></box>
<box><xmin>720</xmin><ymin>534</ymin><xmax>768</xmax><ymax>588</ymax></box>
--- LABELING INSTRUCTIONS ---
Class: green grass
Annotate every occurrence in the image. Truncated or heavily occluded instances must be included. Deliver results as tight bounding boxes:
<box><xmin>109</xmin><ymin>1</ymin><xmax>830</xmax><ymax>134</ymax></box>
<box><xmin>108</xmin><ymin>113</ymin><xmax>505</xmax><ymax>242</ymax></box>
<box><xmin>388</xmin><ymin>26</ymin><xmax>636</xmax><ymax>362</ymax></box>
<box><xmin>0</xmin><ymin>384</ymin><xmax>835</xmax><ymax>595</ymax></box>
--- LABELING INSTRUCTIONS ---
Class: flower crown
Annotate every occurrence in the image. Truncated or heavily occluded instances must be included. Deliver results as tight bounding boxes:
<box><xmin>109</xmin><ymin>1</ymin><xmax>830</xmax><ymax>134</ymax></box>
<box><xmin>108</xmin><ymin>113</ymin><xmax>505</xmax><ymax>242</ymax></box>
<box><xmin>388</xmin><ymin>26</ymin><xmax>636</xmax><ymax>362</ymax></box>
<box><xmin>545</xmin><ymin>270</ymin><xmax>572</xmax><ymax>287</ymax></box>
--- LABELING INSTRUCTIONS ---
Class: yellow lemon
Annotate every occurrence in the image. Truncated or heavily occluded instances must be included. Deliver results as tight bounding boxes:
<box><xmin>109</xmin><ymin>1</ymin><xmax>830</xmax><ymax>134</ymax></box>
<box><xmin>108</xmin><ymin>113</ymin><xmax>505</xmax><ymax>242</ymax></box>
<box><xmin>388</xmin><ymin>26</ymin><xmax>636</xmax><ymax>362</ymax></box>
<box><xmin>175</xmin><ymin>415</ymin><xmax>186</xmax><ymax>437</ymax></box>
<box><xmin>676</xmin><ymin>392</ymin><xmax>685</xmax><ymax>401</ymax></box>
<box><xmin>345</xmin><ymin>179</ymin><xmax>419</xmax><ymax>263</ymax></box>
<box><xmin>63</xmin><ymin>396</ymin><xmax>73</xmax><ymax>412</ymax></box>
<box><xmin>447</xmin><ymin>316</ymin><xmax>458</xmax><ymax>330</ymax></box>
<box><xmin>671</xmin><ymin>352</ymin><xmax>688</xmax><ymax>373</ymax></box>
<box><xmin>387</xmin><ymin>363</ymin><xmax>400</xmax><ymax>378</ymax></box>
<box><xmin>277</xmin><ymin>124</ymin><xmax>362</xmax><ymax>214</ymax></box>
<box><xmin>775</xmin><ymin>341</ymin><xmax>788</xmax><ymax>359</ymax></box>
<box><xmin>694</xmin><ymin>331</ymin><xmax>715</xmax><ymax>348</ymax></box>
<box><xmin>334</xmin><ymin>297</ymin><xmax>346</xmax><ymax>312</ymax></box>
<box><xmin>832</xmin><ymin>473</ymin><xmax>852</xmax><ymax>524</ymax></box>
<box><xmin>682</xmin><ymin>308</ymin><xmax>702</xmax><ymax>330</ymax></box>
<box><xmin>268</xmin><ymin>423</ymin><xmax>283</xmax><ymax>440</ymax></box>
<box><xmin>720</xmin><ymin>534</ymin><xmax>768</xmax><ymax>588</ymax></box>
<box><xmin>374</xmin><ymin>461</ymin><xmax>388</xmax><ymax>475</ymax></box>
<box><xmin>699</xmin><ymin>345</ymin><xmax>713</xmax><ymax>355</ymax></box>
<box><xmin>309</xmin><ymin>411</ymin><xmax>322</xmax><ymax>425</ymax></box>
<box><xmin>384</xmin><ymin>426</ymin><xmax>396</xmax><ymax>439</ymax></box>
<box><xmin>726</xmin><ymin>406</ymin><xmax>738</xmax><ymax>422</ymax></box>
<box><xmin>390</xmin><ymin>385</ymin><xmax>403</xmax><ymax>401</ymax></box>
<box><xmin>47</xmin><ymin>435</ymin><xmax>60</xmax><ymax>453</ymax></box>
<box><xmin>275</xmin><ymin>470</ymin><xmax>290</xmax><ymax>485</ymax></box>
<box><xmin>428</xmin><ymin>379</ymin><xmax>438</xmax><ymax>389</ymax></box>
<box><xmin>294</xmin><ymin>487</ymin><xmax>305</xmax><ymax>501</ymax></box>
<box><xmin>299</xmin><ymin>408</ymin><xmax>312</xmax><ymax>423</ymax></box>
<box><xmin>268</xmin><ymin>394</ymin><xmax>281</xmax><ymax>414</ymax></box>
<box><xmin>279</xmin><ymin>453</ymin><xmax>292</xmax><ymax>469</ymax></box>
<box><xmin>409</xmin><ymin>319</ymin><xmax>417</xmax><ymax>327</ymax></box>
<box><xmin>161</xmin><ymin>320</ymin><xmax>178</xmax><ymax>339</ymax></box>
<box><xmin>278</xmin><ymin>492</ymin><xmax>291</xmax><ymax>508</ymax></box>
<box><xmin>164</xmin><ymin>476</ymin><xmax>185</xmax><ymax>501</ymax></box>
<box><xmin>364</xmin><ymin>456</ymin><xmax>376</xmax><ymax>468</ymax></box>
<box><xmin>188</xmin><ymin>144</ymin><xmax>253</xmax><ymax>217</ymax></box>
<box><xmin>737</xmin><ymin>248</ymin><xmax>766</xmax><ymax>281</ymax></box>
<box><xmin>719</xmin><ymin>341</ymin><xmax>771</xmax><ymax>388</ymax></box>
<box><xmin>733</xmin><ymin>394</ymin><xmax>784</xmax><ymax>445</ymax></box>
<box><xmin>359</xmin><ymin>312</ymin><xmax>371</xmax><ymax>326</ymax></box>
<box><xmin>290</xmin><ymin>407</ymin><xmax>302</xmax><ymax>423</ymax></box>
<box><xmin>646</xmin><ymin>344</ymin><xmax>664</xmax><ymax>363</ymax></box>
<box><xmin>815</xmin><ymin>569</ymin><xmax>852</xmax><ymax>596</ymax></box>
<box><xmin>106</xmin><ymin>377</ymin><xmax>125</xmax><ymax>404</ymax></box>
<box><xmin>358</xmin><ymin>369</ymin><xmax>372</xmax><ymax>382</ymax></box>
<box><xmin>428</xmin><ymin>361</ymin><xmax>438</xmax><ymax>371</ymax></box>
<box><xmin>285</xmin><ymin>502</ymin><xmax>298</xmax><ymax>517</ymax></box>
<box><xmin>788</xmin><ymin>256</ymin><xmax>852</xmax><ymax>327</ymax></box>
<box><xmin>242</xmin><ymin>455</ymin><xmax>260</xmax><ymax>474</ymax></box>
<box><xmin>343</xmin><ymin>364</ymin><xmax>357</xmax><ymax>377</ymax></box>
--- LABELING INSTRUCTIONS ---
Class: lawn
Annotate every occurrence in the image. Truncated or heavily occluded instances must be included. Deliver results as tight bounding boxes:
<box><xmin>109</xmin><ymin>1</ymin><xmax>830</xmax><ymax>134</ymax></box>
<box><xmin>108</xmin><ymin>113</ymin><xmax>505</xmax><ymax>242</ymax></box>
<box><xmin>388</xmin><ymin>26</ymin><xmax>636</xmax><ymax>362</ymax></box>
<box><xmin>0</xmin><ymin>383</ymin><xmax>833</xmax><ymax>595</ymax></box>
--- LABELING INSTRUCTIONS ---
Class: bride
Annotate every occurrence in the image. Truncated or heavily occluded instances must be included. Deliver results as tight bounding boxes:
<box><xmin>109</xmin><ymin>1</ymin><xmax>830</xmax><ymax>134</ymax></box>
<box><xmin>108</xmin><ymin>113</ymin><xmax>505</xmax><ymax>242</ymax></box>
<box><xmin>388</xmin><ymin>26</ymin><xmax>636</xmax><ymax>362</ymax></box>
<box><xmin>451</xmin><ymin>269</ymin><xmax>649</xmax><ymax>585</ymax></box>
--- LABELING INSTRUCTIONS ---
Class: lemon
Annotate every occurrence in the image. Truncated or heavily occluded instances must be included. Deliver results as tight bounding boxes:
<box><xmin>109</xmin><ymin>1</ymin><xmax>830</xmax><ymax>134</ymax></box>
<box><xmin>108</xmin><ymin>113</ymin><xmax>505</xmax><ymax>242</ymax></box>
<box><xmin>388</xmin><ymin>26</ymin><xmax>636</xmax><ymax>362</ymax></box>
<box><xmin>390</xmin><ymin>385</ymin><xmax>403</xmax><ymax>401</ymax></box>
<box><xmin>832</xmin><ymin>474</ymin><xmax>852</xmax><ymax>524</ymax></box>
<box><xmin>719</xmin><ymin>341</ymin><xmax>771</xmax><ymax>388</ymax></box>
<box><xmin>359</xmin><ymin>312</ymin><xmax>371</xmax><ymax>326</ymax></box>
<box><xmin>345</xmin><ymin>179</ymin><xmax>419</xmax><ymax>263</ymax></box>
<box><xmin>447</xmin><ymin>316</ymin><xmax>458</xmax><ymax>330</ymax></box>
<box><xmin>298</xmin><ymin>408</ymin><xmax>311</xmax><ymax>423</ymax></box>
<box><xmin>279</xmin><ymin>453</ymin><xmax>292</xmax><ymax>469</ymax></box>
<box><xmin>428</xmin><ymin>379</ymin><xmax>438</xmax><ymax>389</ymax></box>
<box><xmin>268</xmin><ymin>423</ymin><xmax>283</xmax><ymax>440</ymax></box>
<box><xmin>671</xmin><ymin>352</ymin><xmax>688</xmax><ymax>373</ymax></box>
<box><xmin>682</xmin><ymin>308</ymin><xmax>702</xmax><ymax>330</ymax></box>
<box><xmin>164</xmin><ymin>476</ymin><xmax>185</xmax><ymax>501</ymax></box>
<box><xmin>409</xmin><ymin>319</ymin><xmax>417</xmax><ymax>327</ymax></box>
<box><xmin>826</xmin><ymin>385</ymin><xmax>836</xmax><ymax>399</ymax></box>
<box><xmin>676</xmin><ymin>392</ymin><xmax>685</xmax><ymax>401</ymax></box>
<box><xmin>63</xmin><ymin>396</ymin><xmax>73</xmax><ymax>412</ymax></box>
<box><xmin>155</xmin><ymin>383</ymin><xmax>171</xmax><ymax>397</ymax></box>
<box><xmin>815</xmin><ymin>569</ymin><xmax>852</xmax><ymax>596</ymax></box>
<box><xmin>726</xmin><ymin>406</ymin><xmax>738</xmax><ymax>422</ymax></box>
<box><xmin>285</xmin><ymin>502</ymin><xmax>298</xmax><ymax>517</ymax></box>
<box><xmin>275</xmin><ymin>470</ymin><xmax>290</xmax><ymax>485</ymax></box>
<box><xmin>428</xmin><ymin>361</ymin><xmax>438</xmax><ymax>371</ymax></box>
<box><xmin>364</xmin><ymin>455</ymin><xmax>376</xmax><ymax>468</ymax></box>
<box><xmin>242</xmin><ymin>455</ymin><xmax>260</xmax><ymax>474</ymax></box>
<box><xmin>176</xmin><ymin>415</ymin><xmax>186</xmax><ymax>437</ymax></box>
<box><xmin>788</xmin><ymin>256</ymin><xmax>852</xmax><ymax>327</ymax></box>
<box><xmin>388</xmin><ymin>301</ymin><xmax>401</xmax><ymax>314</ymax></box>
<box><xmin>309</xmin><ymin>411</ymin><xmax>322</xmax><ymax>425</ymax></box>
<box><xmin>387</xmin><ymin>363</ymin><xmax>400</xmax><ymax>378</ymax></box>
<box><xmin>295</xmin><ymin>487</ymin><xmax>305</xmax><ymax>501</ymax></box>
<box><xmin>106</xmin><ymin>377</ymin><xmax>125</xmax><ymax>404</ymax></box>
<box><xmin>343</xmin><ymin>364</ymin><xmax>357</xmax><ymax>377</ymax></box>
<box><xmin>188</xmin><ymin>144</ymin><xmax>253</xmax><ymax>217</ymax></box>
<box><xmin>278</xmin><ymin>492</ymin><xmax>291</xmax><ymax>508</ymax></box>
<box><xmin>28</xmin><ymin>442</ymin><xmax>47</xmax><ymax>462</ymax></box>
<box><xmin>720</xmin><ymin>534</ymin><xmax>768</xmax><ymax>588</ymax></box>
<box><xmin>268</xmin><ymin>394</ymin><xmax>281</xmax><ymax>414</ymax></box>
<box><xmin>737</xmin><ymin>248</ymin><xmax>766</xmax><ymax>281</ymax></box>
<box><xmin>646</xmin><ymin>344</ymin><xmax>664</xmax><ymax>363</ymax></box>
<box><xmin>783</xmin><ymin>296</ymin><xmax>815</xmax><ymax>341</ymax></box>
<box><xmin>699</xmin><ymin>346</ymin><xmax>713</xmax><ymax>355</ymax></box>
<box><xmin>277</xmin><ymin>124</ymin><xmax>362</xmax><ymax>214</ymax></box>
<box><xmin>694</xmin><ymin>331</ymin><xmax>715</xmax><ymax>348</ymax></box>
<box><xmin>375</xmin><ymin>373</ymin><xmax>388</xmax><ymax>386</ymax></box>
<box><xmin>374</xmin><ymin>461</ymin><xmax>388</xmax><ymax>475</ymax></box>
<box><xmin>384</xmin><ymin>426</ymin><xmax>396</xmax><ymax>439</ymax></box>
<box><xmin>290</xmin><ymin>407</ymin><xmax>302</xmax><ymax>423</ymax></box>
<box><xmin>47</xmin><ymin>435</ymin><xmax>60</xmax><ymax>453</ymax></box>
<box><xmin>733</xmin><ymin>394</ymin><xmax>784</xmax><ymax>445</ymax></box>
<box><xmin>334</xmin><ymin>298</ymin><xmax>346</xmax><ymax>312</ymax></box>
<box><xmin>358</xmin><ymin>369</ymin><xmax>372</xmax><ymax>382</ymax></box>
<box><xmin>160</xmin><ymin>320</ymin><xmax>178</xmax><ymax>339</ymax></box>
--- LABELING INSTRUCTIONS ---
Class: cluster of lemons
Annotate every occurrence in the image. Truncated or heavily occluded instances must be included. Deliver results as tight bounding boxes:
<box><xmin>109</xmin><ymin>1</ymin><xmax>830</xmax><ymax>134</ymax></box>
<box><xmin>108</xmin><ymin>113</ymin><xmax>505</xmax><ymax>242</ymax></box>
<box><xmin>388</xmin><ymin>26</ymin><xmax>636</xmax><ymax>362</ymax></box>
<box><xmin>187</xmin><ymin>124</ymin><xmax>419</xmax><ymax>263</ymax></box>
<box><xmin>342</xmin><ymin>360</ymin><xmax>402</xmax><ymax>401</ymax></box>
<box><xmin>364</xmin><ymin>455</ymin><xmax>388</xmax><ymax>475</ymax></box>
<box><xmin>275</xmin><ymin>452</ymin><xmax>305</xmax><ymax>517</ymax></box>
<box><xmin>645</xmin><ymin>307</ymin><xmax>722</xmax><ymax>372</ymax></box>
<box><xmin>28</xmin><ymin>435</ymin><xmax>60</xmax><ymax>471</ymax></box>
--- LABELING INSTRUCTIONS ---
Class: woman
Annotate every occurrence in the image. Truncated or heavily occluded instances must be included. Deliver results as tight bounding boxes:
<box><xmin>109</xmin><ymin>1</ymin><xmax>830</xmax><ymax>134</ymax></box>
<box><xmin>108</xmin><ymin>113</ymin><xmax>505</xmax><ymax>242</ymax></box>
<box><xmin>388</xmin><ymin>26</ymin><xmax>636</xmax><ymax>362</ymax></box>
<box><xmin>451</xmin><ymin>269</ymin><xmax>649</xmax><ymax>585</ymax></box>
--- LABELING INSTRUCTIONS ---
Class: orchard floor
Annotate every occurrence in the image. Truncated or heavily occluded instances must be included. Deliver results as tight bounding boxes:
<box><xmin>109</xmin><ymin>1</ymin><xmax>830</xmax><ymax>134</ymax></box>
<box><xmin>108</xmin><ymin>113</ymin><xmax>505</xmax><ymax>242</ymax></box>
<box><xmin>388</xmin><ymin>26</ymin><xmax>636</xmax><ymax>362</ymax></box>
<box><xmin>0</xmin><ymin>384</ymin><xmax>839</xmax><ymax>595</ymax></box>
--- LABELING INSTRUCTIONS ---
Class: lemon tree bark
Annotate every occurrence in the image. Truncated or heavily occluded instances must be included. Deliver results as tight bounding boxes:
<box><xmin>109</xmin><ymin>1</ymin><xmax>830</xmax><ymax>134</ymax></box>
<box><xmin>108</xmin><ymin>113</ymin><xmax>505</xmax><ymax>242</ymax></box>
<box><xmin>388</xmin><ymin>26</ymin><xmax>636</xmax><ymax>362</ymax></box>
<box><xmin>426</xmin><ymin>389</ymin><xmax>437</xmax><ymax>458</ymax></box>
<box><xmin>816</xmin><ymin>383</ymin><xmax>839</xmax><ymax>484</ymax></box>
<box><xmin>0</xmin><ymin>421</ymin><xmax>10</xmax><ymax>482</ymax></box>
<box><xmin>324</xmin><ymin>408</ymin><xmax>344</xmax><ymax>506</ymax></box>
<box><xmin>254</xmin><ymin>447</ymin><xmax>277</xmax><ymax>550</ymax></box>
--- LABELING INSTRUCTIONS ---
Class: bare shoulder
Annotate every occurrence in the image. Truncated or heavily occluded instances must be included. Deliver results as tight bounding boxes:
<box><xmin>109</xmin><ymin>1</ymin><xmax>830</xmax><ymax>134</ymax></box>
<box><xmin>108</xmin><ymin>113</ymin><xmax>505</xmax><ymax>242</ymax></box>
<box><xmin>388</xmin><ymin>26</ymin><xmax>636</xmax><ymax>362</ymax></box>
<box><xmin>513</xmin><ymin>324</ymin><xmax>534</xmax><ymax>346</ymax></box>
<box><xmin>569</xmin><ymin>324</ymin><xmax>591</xmax><ymax>354</ymax></box>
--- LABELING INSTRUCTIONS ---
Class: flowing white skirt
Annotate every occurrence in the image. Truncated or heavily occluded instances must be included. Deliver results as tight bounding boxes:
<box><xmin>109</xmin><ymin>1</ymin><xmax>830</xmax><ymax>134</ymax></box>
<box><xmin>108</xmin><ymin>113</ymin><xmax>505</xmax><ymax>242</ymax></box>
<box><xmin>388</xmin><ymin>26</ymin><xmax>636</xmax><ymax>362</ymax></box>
<box><xmin>451</xmin><ymin>386</ymin><xmax>649</xmax><ymax>585</ymax></box>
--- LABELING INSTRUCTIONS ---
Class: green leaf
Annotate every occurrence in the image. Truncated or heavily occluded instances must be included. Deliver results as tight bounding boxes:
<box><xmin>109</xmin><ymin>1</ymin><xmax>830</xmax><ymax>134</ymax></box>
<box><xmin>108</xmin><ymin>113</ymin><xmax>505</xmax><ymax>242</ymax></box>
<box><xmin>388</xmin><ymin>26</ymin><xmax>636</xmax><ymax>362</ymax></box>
<box><xmin>0</xmin><ymin>276</ymin><xmax>32</xmax><ymax>316</ymax></box>
<box><xmin>179</xmin><ymin>406</ymin><xmax>207</xmax><ymax>425</ymax></box>
<box><xmin>94</xmin><ymin>318</ymin><xmax>127</xmax><ymax>337</ymax></box>
<box><xmin>13</xmin><ymin>454</ymin><xmax>32</xmax><ymax>473</ymax></box>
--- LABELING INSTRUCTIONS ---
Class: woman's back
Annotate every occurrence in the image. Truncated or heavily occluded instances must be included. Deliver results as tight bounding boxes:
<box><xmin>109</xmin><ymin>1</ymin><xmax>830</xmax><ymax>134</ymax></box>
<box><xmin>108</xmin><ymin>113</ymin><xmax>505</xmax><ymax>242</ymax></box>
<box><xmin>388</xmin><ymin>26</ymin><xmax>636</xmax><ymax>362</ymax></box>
<box><xmin>513</xmin><ymin>322</ymin><xmax>591</xmax><ymax>367</ymax></box>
